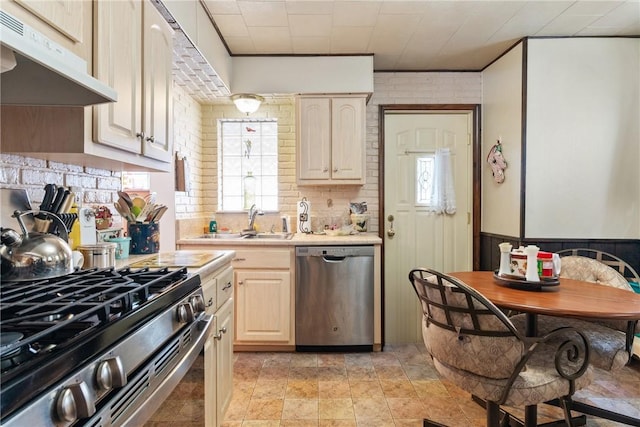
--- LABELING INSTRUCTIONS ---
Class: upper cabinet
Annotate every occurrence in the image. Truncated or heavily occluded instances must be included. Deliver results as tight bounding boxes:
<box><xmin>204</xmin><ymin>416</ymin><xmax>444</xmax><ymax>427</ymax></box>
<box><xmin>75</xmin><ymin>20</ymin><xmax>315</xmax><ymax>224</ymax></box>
<box><xmin>296</xmin><ymin>95</ymin><xmax>366</xmax><ymax>185</ymax></box>
<box><xmin>94</xmin><ymin>0</ymin><xmax>173</xmax><ymax>163</ymax></box>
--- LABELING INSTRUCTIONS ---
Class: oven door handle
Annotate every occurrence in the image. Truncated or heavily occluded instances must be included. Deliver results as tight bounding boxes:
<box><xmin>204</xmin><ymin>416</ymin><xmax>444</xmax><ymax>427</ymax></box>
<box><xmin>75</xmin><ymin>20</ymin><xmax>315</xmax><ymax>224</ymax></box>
<box><xmin>121</xmin><ymin>313</ymin><xmax>214</xmax><ymax>427</ymax></box>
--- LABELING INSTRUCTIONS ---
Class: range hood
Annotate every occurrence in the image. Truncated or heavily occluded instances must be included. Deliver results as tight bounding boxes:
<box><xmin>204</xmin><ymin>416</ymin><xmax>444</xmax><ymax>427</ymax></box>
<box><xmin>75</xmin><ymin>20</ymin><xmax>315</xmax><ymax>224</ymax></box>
<box><xmin>0</xmin><ymin>10</ymin><xmax>116</xmax><ymax>106</ymax></box>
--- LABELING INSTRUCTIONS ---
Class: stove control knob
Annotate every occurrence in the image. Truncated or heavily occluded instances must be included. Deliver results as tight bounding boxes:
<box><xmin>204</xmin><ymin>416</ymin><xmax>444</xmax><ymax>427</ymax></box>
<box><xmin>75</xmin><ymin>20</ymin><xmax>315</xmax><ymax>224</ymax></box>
<box><xmin>56</xmin><ymin>381</ymin><xmax>96</xmax><ymax>422</ymax></box>
<box><xmin>177</xmin><ymin>302</ymin><xmax>195</xmax><ymax>323</ymax></box>
<box><xmin>190</xmin><ymin>294</ymin><xmax>206</xmax><ymax>313</ymax></box>
<box><xmin>96</xmin><ymin>356</ymin><xmax>127</xmax><ymax>391</ymax></box>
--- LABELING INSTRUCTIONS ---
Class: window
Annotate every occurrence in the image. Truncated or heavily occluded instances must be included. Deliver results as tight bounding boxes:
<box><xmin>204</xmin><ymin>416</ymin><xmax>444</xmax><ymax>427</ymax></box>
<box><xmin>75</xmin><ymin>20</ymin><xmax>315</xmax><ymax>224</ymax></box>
<box><xmin>416</xmin><ymin>155</ymin><xmax>435</xmax><ymax>205</ymax></box>
<box><xmin>218</xmin><ymin>119</ymin><xmax>278</xmax><ymax>211</ymax></box>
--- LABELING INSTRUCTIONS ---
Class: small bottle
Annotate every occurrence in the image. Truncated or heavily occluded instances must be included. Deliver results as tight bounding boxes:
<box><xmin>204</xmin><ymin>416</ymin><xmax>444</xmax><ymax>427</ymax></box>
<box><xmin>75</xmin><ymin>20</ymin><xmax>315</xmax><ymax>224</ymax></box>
<box><xmin>209</xmin><ymin>215</ymin><xmax>217</xmax><ymax>233</ymax></box>
<box><xmin>537</xmin><ymin>251</ymin><xmax>554</xmax><ymax>278</ymax></box>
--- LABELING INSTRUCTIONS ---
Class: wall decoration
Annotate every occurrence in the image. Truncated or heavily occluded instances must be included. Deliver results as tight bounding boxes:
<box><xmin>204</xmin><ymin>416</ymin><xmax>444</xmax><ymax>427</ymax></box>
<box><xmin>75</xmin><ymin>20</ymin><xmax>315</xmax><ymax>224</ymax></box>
<box><xmin>487</xmin><ymin>140</ymin><xmax>508</xmax><ymax>184</ymax></box>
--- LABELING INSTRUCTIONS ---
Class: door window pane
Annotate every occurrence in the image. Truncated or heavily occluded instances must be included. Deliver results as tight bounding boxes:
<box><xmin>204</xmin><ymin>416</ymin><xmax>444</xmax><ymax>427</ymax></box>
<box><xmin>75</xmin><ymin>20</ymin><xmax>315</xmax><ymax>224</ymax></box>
<box><xmin>416</xmin><ymin>156</ymin><xmax>435</xmax><ymax>205</ymax></box>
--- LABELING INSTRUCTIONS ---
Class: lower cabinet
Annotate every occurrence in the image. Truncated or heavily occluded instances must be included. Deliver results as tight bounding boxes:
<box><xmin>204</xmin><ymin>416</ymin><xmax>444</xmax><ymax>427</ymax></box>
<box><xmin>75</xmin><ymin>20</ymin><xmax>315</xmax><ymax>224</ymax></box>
<box><xmin>235</xmin><ymin>270</ymin><xmax>291</xmax><ymax>342</ymax></box>
<box><xmin>201</xmin><ymin>265</ymin><xmax>234</xmax><ymax>427</ymax></box>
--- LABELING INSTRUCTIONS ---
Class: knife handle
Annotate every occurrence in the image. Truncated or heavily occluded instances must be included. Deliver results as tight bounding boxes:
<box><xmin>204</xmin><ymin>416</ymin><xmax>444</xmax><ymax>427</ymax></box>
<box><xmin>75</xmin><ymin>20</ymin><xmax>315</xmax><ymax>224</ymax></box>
<box><xmin>39</xmin><ymin>184</ymin><xmax>56</xmax><ymax>213</ymax></box>
<box><xmin>50</xmin><ymin>187</ymin><xmax>67</xmax><ymax>214</ymax></box>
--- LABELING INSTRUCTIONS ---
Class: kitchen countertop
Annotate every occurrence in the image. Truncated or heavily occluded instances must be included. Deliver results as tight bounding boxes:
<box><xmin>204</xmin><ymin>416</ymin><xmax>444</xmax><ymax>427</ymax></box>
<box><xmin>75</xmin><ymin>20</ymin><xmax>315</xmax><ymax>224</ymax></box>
<box><xmin>177</xmin><ymin>232</ymin><xmax>382</xmax><ymax>246</ymax></box>
<box><xmin>115</xmin><ymin>249</ymin><xmax>235</xmax><ymax>278</ymax></box>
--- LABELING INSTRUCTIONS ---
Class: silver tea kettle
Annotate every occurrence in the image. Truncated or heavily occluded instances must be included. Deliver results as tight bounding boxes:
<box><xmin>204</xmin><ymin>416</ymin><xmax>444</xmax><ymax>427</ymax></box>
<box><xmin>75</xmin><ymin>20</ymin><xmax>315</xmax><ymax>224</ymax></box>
<box><xmin>0</xmin><ymin>210</ymin><xmax>73</xmax><ymax>281</ymax></box>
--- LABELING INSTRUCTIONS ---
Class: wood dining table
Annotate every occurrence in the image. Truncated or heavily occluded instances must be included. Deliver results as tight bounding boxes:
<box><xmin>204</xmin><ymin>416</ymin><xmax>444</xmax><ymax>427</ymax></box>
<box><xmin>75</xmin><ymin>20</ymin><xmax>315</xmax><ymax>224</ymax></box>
<box><xmin>448</xmin><ymin>271</ymin><xmax>640</xmax><ymax>427</ymax></box>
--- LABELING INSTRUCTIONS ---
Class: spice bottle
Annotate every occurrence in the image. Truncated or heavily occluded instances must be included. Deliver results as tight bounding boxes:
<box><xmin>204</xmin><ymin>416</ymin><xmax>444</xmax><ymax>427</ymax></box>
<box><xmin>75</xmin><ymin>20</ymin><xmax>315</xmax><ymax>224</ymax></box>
<box><xmin>537</xmin><ymin>251</ymin><xmax>554</xmax><ymax>278</ymax></box>
<box><xmin>209</xmin><ymin>215</ymin><xmax>217</xmax><ymax>233</ymax></box>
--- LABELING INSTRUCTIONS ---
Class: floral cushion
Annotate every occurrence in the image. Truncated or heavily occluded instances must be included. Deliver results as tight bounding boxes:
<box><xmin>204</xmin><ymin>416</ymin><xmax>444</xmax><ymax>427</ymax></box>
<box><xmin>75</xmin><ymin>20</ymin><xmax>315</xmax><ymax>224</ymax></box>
<box><xmin>432</xmin><ymin>349</ymin><xmax>593</xmax><ymax>407</ymax></box>
<box><xmin>510</xmin><ymin>314</ymin><xmax>630</xmax><ymax>371</ymax></box>
<box><xmin>421</xmin><ymin>282</ymin><xmax>524</xmax><ymax>380</ymax></box>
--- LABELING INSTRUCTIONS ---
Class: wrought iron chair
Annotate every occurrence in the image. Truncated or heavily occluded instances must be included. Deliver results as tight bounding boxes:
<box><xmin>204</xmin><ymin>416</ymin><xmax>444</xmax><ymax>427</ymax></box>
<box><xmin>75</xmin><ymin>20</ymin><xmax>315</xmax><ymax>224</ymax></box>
<box><xmin>409</xmin><ymin>268</ymin><xmax>592</xmax><ymax>427</ymax></box>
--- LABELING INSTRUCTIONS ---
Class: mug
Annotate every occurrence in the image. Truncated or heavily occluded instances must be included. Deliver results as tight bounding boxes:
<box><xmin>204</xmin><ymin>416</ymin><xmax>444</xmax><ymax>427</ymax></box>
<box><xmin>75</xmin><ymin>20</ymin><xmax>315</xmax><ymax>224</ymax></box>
<box><xmin>72</xmin><ymin>251</ymin><xmax>84</xmax><ymax>269</ymax></box>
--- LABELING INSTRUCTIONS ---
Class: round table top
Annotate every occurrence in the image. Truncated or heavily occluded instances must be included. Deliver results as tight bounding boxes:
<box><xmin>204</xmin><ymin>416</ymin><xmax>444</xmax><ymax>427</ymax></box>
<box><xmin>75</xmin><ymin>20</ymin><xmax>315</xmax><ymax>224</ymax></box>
<box><xmin>448</xmin><ymin>271</ymin><xmax>640</xmax><ymax>321</ymax></box>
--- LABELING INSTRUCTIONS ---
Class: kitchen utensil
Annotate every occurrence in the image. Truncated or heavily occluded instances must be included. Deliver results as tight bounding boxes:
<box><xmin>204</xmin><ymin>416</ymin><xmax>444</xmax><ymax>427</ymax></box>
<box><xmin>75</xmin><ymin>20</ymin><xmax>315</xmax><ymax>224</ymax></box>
<box><xmin>151</xmin><ymin>205</ymin><xmax>168</xmax><ymax>222</ymax></box>
<box><xmin>77</xmin><ymin>242</ymin><xmax>117</xmax><ymax>269</ymax></box>
<box><xmin>49</xmin><ymin>187</ymin><xmax>67</xmax><ymax>214</ymax></box>
<box><xmin>39</xmin><ymin>184</ymin><xmax>56</xmax><ymax>216</ymax></box>
<box><xmin>136</xmin><ymin>202</ymin><xmax>154</xmax><ymax>223</ymax></box>
<box><xmin>0</xmin><ymin>210</ymin><xmax>73</xmax><ymax>281</ymax></box>
<box><xmin>144</xmin><ymin>192</ymin><xmax>157</xmax><ymax>205</ymax></box>
<box><xmin>116</xmin><ymin>199</ymin><xmax>135</xmax><ymax>222</ymax></box>
<box><xmin>59</xmin><ymin>191</ymin><xmax>74</xmax><ymax>214</ymax></box>
<box><xmin>117</xmin><ymin>191</ymin><xmax>133</xmax><ymax>208</ymax></box>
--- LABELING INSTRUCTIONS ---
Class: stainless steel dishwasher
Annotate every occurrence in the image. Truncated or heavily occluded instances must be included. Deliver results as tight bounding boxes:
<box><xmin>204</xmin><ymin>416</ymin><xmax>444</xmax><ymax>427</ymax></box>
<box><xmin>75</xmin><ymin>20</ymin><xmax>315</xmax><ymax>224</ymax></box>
<box><xmin>295</xmin><ymin>245</ymin><xmax>374</xmax><ymax>351</ymax></box>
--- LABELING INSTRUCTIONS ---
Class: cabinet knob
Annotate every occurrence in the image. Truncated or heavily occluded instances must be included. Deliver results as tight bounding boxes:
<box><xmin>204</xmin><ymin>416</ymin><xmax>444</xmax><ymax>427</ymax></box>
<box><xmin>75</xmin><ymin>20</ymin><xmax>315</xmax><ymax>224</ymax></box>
<box><xmin>222</xmin><ymin>281</ymin><xmax>232</xmax><ymax>291</ymax></box>
<box><xmin>145</xmin><ymin>135</ymin><xmax>155</xmax><ymax>143</ymax></box>
<box><xmin>323</xmin><ymin>167</ymin><xmax>329</xmax><ymax>173</ymax></box>
<box><xmin>333</xmin><ymin>168</ymin><xmax>338</xmax><ymax>173</ymax></box>
<box><xmin>136</xmin><ymin>132</ymin><xmax>145</xmax><ymax>140</ymax></box>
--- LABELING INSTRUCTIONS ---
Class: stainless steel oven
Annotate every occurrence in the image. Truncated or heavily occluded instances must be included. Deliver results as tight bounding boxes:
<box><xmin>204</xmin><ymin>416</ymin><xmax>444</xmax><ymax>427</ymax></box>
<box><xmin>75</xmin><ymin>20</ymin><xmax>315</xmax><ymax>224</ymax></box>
<box><xmin>0</xmin><ymin>267</ymin><xmax>212</xmax><ymax>427</ymax></box>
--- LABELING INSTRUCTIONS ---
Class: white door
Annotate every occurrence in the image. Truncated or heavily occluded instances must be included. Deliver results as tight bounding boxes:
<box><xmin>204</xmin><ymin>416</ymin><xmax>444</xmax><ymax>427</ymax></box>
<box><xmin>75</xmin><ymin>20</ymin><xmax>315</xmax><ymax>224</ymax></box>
<box><xmin>384</xmin><ymin>112</ymin><xmax>473</xmax><ymax>343</ymax></box>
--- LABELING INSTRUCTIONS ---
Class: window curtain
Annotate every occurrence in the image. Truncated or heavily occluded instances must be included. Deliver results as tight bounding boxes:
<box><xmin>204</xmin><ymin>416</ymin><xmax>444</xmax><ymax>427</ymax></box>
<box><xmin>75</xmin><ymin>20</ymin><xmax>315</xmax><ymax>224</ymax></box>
<box><xmin>428</xmin><ymin>148</ymin><xmax>456</xmax><ymax>214</ymax></box>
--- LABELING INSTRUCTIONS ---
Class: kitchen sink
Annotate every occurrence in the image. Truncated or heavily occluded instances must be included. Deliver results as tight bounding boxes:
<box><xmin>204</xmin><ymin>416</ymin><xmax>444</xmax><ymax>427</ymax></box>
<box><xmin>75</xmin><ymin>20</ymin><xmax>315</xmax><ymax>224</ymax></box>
<box><xmin>254</xmin><ymin>232</ymin><xmax>294</xmax><ymax>240</ymax></box>
<box><xmin>198</xmin><ymin>233</ymin><xmax>243</xmax><ymax>239</ymax></box>
<box><xmin>196</xmin><ymin>232</ymin><xmax>293</xmax><ymax>240</ymax></box>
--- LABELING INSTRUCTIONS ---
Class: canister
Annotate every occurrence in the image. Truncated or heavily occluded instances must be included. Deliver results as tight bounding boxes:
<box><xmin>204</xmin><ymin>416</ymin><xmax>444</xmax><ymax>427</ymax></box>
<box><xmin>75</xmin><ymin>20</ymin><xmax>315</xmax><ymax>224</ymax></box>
<box><xmin>509</xmin><ymin>250</ymin><xmax>527</xmax><ymax>277</ymax></box>
<box><xmin>78</xmin><ymin>242</ymin><xmax>117</xmax><ymax>269</ymax></box>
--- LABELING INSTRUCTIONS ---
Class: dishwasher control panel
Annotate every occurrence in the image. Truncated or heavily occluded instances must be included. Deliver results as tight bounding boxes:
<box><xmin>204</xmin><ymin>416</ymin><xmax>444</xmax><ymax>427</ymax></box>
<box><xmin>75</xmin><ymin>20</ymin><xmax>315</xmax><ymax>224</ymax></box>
<box><xmin>296</xmin><ymin>245</ymin><xmax>374</xmax><ymax>257</ymax></box>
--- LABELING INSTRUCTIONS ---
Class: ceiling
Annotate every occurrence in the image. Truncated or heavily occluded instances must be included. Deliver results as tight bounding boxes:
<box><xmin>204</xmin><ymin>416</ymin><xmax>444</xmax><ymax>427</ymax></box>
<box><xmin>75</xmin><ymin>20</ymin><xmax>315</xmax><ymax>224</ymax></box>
<box><xmin>201</xmin><ymin>0</ymin><xmax>640</xmax><ymax>71</ymax></box>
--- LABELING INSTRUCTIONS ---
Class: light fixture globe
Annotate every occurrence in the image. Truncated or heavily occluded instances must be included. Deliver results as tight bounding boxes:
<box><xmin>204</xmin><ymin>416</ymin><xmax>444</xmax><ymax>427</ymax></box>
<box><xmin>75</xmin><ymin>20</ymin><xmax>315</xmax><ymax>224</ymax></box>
<box><xmin>230</xmin><ymin>93</ymin><xmax>264</xmax><ymax>114</ymax></box>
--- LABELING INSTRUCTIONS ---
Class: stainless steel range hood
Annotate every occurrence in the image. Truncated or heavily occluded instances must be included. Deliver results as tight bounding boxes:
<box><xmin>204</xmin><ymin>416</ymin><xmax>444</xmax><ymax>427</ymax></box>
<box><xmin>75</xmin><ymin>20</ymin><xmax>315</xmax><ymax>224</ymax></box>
<box><xmin>0</xmin><ymin>10</ymin><xmax>116</xmax><ymax>106</ymax></box>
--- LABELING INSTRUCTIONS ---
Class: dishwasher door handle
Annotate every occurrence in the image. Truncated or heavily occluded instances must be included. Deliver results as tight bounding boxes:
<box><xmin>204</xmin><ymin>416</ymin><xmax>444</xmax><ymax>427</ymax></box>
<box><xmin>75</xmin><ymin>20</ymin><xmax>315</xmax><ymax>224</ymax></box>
<box><xmin>322</xmin><ymin>255</ymin><xmax>347</xmax><ymax>262</ymax></box>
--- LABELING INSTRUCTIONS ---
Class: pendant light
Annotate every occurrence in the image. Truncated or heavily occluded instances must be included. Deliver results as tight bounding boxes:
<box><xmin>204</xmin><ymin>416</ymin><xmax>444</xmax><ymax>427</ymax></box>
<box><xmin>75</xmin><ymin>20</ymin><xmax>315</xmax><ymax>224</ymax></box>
<box><xmin>231</xmin><ymin>94</ymin><xmax>264</xmax><ymax>114</ymax></box>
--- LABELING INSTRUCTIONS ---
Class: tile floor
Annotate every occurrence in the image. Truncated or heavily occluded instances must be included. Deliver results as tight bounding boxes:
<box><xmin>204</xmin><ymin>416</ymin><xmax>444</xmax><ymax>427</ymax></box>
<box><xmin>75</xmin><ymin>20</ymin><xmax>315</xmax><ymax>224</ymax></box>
<box><xmin>221</xmin><ymin>344</ymin><xmax>640</xmax><ymax>427</ymax></box>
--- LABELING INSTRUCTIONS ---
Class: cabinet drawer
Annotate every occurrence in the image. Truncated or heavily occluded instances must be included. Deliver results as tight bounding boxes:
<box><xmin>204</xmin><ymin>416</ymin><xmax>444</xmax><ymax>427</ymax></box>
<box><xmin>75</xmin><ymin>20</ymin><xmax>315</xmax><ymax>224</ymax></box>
<box><xmin>201</xmin><ymin>273</ymin><xmax>217</xmax><ymax>315</ymax></box>
<box><xmin>231</xmin><ymin>249</ymin><xmax>291</xmax><ymax>269</ymax></box>
<box><xmin>216</xmin><ymin>266</ymin><xmax>234</xmax><ymax>310</ymax></box>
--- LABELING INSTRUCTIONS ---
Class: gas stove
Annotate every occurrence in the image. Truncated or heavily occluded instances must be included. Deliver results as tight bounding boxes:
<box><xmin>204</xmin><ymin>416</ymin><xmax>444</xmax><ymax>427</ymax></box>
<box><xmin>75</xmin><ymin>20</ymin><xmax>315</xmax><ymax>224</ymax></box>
<box><xmin>0</xmin><ymin>266</ymin><xmax>211</xmax><ymax>426</ymax></box>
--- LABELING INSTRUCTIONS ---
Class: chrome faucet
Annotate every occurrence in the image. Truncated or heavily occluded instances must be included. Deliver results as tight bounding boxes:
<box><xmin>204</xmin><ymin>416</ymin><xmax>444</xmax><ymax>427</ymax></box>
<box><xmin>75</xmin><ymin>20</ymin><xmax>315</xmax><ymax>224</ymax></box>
<box><xmin>247</xmin><ymin>204</ymin><xmax>263</xmax><ymax>231</ymax></box>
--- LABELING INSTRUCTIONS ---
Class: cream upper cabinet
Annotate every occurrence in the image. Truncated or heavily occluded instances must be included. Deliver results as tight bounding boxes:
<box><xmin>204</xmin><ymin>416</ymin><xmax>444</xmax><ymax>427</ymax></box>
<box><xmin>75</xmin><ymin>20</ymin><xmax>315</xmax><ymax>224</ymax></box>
<box><xmin>2</xmin><ymin>0</ymin><xmax>91</xmax><ymax>61</ymax></box>
<box><xmin>14</xmin><ymin>0</ymin><xmax>83</xmax><ymax>42</ymax></box>
<box><xmin>94</xmin><ymin>0</ymin><xmax>173</xmax><ymax>163</ymax></box>
<box><xmin>297</xmin><ymin>95</ymin><xmax>366</xmax><ymax>185</ymax></box>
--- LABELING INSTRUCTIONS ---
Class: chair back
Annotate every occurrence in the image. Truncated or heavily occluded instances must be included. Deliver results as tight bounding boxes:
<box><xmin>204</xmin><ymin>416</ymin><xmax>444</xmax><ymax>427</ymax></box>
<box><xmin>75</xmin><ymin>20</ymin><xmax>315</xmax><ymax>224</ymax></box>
<box><xmin>557</xmin><ymin>248</ymin><xmax>639</xmax><ymax>284</ymax></box>
<box><xmin>409</xmin><ymin>268</ymin><xmax>524</xmax><ymax>379</ymax></box>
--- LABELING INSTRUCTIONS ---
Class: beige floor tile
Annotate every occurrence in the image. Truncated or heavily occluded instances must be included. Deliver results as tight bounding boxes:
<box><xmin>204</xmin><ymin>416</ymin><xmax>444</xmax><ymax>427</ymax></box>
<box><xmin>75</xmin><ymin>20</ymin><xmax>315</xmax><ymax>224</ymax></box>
<box><xmin>374</xmin><ymin>365</ymin><xmax>407</xmax><ymax>380</ymax></box>
<box><xmin>281</xmin><ymin>420</ymin><xmax>319</xmax><ymax>426</ymax></box>
<box><xmin>319</xmin><ymin>380</ymin><xmax>351</xmax><ymax>398</ymax></box>
<box><xmin>379</xmin><ymin>379</ymin><xmax>418</xmax><ymax>398</ymax></box>
<box><xmin>291</xmin><ymin>353</ymin><xmax>318</xmax><ymax>367</ymax></box>
<box><xmin>259</xmin><ymin>366</ymin><xmax>291</xmax><ymax>380</ymax></box>
<box><xmin>282</xmin><ymin>398</ymin><xmax>319</xmax><ymax>420</ymax></box>
<box><xmin>386</xmin><ymin>397</ymin><xmax>428</xmax><ymax>419</ymax></box>
<box><xmin>352</xmin><ymin>397</ymin><xmax>392</xmax><ymax>422</ymax></box>
<box><xmin>286</xmin><ymin>380</ymin><xmax>319</xmax><ymax>398</ymax></box>
<box><xmin>318</xmin><ymin>398</ymin><xmax>355</xmax><ymax>420</ymax></box>
<box><xmin>241</xmin><ymin>421</ymin><xmax>281</xmax><ymax>427</ymax></box>
<box><xmin>319</xmin><ymin>420</ymin><xmax>357</xmax><ymax>426</ymax></box>
<box><xmin>290</xmin><ymin>367</ymin><xmax>319</xmax><ymax>381</ymax></box>
<box><xmin>317</xmin><ymin>366</ymin><xmax>348</xmax><ymax>381</ymax></box>
<box><xmin>349</xmin><ymin>380</ymin><xmax>384</xmax><ymax>398</ymax></box>
<box><xmin>245</xmin><ymin>398</ymin><xmax>284</xmax><ymax>420</ymax></box>
<box><xmin>411</xmin><ymin>379</ymin><xmax>450</xmax><ymax>398</ymax></box>
<box><xmin>252</xmin><ymin>379</ymin><xmax>287</xmax><ymax>399</ymax></box>
<box><xmin>318</xmin><ymin>354</ymin><xmax>346</xmax><ymax>367</ymax></box>
<box><xmin>392</xmin><ymin>420</ymin><xmax>424</xmax><ymax>427</ymax></box>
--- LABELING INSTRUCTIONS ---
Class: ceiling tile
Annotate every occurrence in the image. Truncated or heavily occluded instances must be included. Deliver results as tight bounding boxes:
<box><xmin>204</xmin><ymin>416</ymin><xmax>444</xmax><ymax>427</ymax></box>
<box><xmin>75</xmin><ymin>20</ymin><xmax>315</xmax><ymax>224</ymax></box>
<box><xmin>333</xmin><ymin>1</ymin><xmax>382</xmax><ymax>27</ymax></box>
<box><xmin>330</xmin><ymin>27</ymin><xmax>373</xmax><ymax>53</ymax></box>
<box><xmin>563</xmin><ymin>1</ymin><xmax>624</xmax><ymax>15</ymax></box>
<box><xmin>369</xmin><ymin>14</ymin><xmax>422</xmax><ymax>54</ymax></box>
<box><xmin>537</xmin><ymin>13</ymin><xmax>601</xmax><ymax>35</ymax></box>
<box><xmin>225</xmin><ymin>36</ymin><xmax>257</xmax><ymax>54</ymax></box>
<box><xmin>292</xmin><ymin>36</ymin><xmax>331</xmax><ymax>53</ymax></box>
<box><xmin>215</xmin><ymin>15</ymin><xmax>250</xmax><ymax>37</ymax></box>
<box><xmin>286</xmin><ymin>1</ymin><xmax>334</xmax><ymax>15</ymax></box>
<box><xmin>248</xmin><ymin>26</ymin><xmax>292</xmax><ymax>53</ymax></box>
<box><xmin>289</xmin><ymin>14</ymin><xmax>332</xmax><ymax>37</ymax></box>
<box><xmin>202</xmin><ymin>0</ymin><xmax>241</xmax><ymax>15</ymax></box>
<box><xmin>238</xmin><ymin>1</ymin><xmax>288</xmax><ymax>26</ymax></box>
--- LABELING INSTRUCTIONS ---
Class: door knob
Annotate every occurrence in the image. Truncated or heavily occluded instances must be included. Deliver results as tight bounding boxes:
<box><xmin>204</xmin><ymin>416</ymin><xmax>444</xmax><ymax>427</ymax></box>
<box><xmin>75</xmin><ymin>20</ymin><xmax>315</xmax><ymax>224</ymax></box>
<box><xmin>387</xmin><ymin>214</ymin><xmax>395</xmax><ymax>238</ymax></box>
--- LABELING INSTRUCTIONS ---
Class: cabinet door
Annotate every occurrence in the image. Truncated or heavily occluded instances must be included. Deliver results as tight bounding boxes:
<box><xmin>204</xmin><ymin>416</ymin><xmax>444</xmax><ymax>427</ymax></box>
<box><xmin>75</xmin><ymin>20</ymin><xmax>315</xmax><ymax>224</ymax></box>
<box><xmin>204</xmin><ymin>319</ymin><xmax>217</xmax><ymax>427</ymax></box>
<box><xmin>14</xmin><ymin>0</ymin><xmax>83</xmax><ymax>42</ymax></box>
<box><xmin>297</xmin><ymin>97</ymin><xmax>331</xmax><ymax>180</ymax></box>
<box><xmin>93</xmin><ymin>0</ymin><xmax>142</xmax><ymax>153</ymax></box>
<box><xmin>235</xmin><ymin>270</ymin><xmax>291</xmax><ymax>342</ymax></box>
<box><xmin>141</xmin><ymin>2</ymin><xmax>173</xmax><ymax>163</ymax></box>
<box><xmin>331</xmin><ymin>97</ymin><xmax>365</xmax><ymax>181</ymax></box>
<box><xmin>215</xmin><ymin>298</ymin><xmax>234</xmax><ymax>426</ymax></box>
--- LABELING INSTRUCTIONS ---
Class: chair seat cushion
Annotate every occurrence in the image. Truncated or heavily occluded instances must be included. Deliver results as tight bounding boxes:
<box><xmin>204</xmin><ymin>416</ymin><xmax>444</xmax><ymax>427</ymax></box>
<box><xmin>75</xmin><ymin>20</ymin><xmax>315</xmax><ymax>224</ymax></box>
<box><xmin>510</xmin><ymin>314</ymin><xmax>629</xmax><ymax>371</ymax></box>
<box><xmin>432</xmin><ymin>345</ymin><xmax>593</xmax><ymax>407</ymax></box>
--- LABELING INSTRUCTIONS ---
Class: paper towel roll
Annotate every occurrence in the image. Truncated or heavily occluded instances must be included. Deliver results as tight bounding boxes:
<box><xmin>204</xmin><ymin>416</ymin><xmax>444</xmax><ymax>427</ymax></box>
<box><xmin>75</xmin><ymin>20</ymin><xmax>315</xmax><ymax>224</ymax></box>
<box><xmin>297</xmin><ymin>198</ymin><xmax>311</xmax><ymax>233</ymax></box>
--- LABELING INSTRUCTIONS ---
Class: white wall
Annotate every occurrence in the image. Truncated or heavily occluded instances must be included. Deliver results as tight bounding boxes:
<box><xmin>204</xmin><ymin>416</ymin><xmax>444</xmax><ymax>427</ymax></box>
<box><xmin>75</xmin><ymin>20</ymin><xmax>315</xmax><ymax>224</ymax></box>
<box><xmin>481</xmin><ymin>43</ymin><xmax>523</xmax><ymax>237</ymax></box>
<box><xmin>526</xmin><ymin>38</ymin><xmax>640</xmax><ymax>239</ymax></box>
